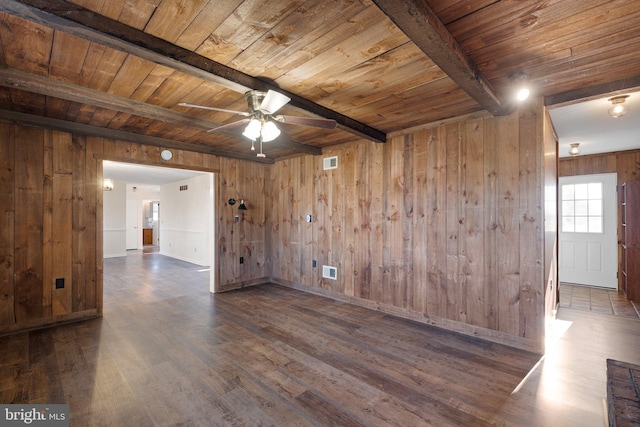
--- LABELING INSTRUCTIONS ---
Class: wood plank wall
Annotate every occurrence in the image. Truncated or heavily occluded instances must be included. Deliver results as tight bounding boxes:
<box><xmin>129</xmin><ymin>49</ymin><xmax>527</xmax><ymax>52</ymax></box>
<box><xmin>1</xmin><ymin>101</ymin><xmax>556</xmax><ymax>353</ymax></box>
<box><xmin>0</xmin><ymin>121</ymin><xmax>269</xmax><ymax>335</ymax></box>
<box><xmin>559</xmin><ymin>148</ymin><xmax>640</xmax><ymax>181</ymax></box>
<box><xmin>559</xmin><ymin>148</ymin><xmax>640</xmax><ymax>291</ymax></box>
<box><xmin>269</xmin><ymin>101</ymin><xmax>555</xmax><ymax>353</ymax></box>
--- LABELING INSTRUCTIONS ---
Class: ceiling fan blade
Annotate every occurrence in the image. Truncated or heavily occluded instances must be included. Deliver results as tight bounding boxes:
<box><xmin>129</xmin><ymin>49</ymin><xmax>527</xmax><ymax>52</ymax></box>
<box><xmin>274</xmin><ymin>115</ymin><xmax>337</xmax><ymax>129</ymax></box>
<box><xmin>259</xmin><ymin>90</ymin><xmax>291</xmax><ymax>114</ymax></box>
<box><xmin>179</xmin><ymin>102</ymin><xmax>251</xmax><ymax>116</ymax></box>
<box><xmin>207</xmin><ymin>119</ymin><xmax>250</xmax><ymax>133</ymax></box>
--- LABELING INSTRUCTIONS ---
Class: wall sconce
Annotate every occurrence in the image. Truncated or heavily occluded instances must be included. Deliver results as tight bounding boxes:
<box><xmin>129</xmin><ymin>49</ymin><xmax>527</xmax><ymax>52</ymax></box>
<box><xmin>509</xmin><ymin>72</ymin><xmax>530</xmax><ymax>101</ymax></box>
<box><xmin>608</xmin><ymin>95</ymin><xmax>629</xmax><ymax>118</ymax></box>
<box><xmin>103</xmin><ymin>178</ymin><xmax>114</xmax><ymax>191</ymax></box>
<box><xmin>229</xmin><ymin>198</ymin><xmax>247</xmax><ymax>221</ymax></box>
<box><xmin>228</xmin><ymin>198</ymin><xmax>248</xmax><ymax>210</ymax></box>
<box><xmin>568</xmin><ymin>143</ymin><xmax>580</xmax><ymax>156</ymax></box>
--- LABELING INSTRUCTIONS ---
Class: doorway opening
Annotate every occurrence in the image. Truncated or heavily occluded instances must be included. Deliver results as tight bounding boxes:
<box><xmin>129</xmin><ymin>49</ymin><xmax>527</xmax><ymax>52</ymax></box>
<box><xmin>558</xmin><ymin>173</ymin><xmax>617</xmax><ymax>289</ymax></box>
<box><xmin>102</xmin><ymin>160</ymin><xmax>216</xmax><ymax>294</ymax></box>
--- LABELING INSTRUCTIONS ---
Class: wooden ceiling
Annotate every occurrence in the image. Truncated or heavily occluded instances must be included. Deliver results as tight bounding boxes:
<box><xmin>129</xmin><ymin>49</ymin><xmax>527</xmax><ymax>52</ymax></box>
<box><xmin>1</xmin><ymin>0</ymin><xmax>639</xmax><ymax>162</ymax></box>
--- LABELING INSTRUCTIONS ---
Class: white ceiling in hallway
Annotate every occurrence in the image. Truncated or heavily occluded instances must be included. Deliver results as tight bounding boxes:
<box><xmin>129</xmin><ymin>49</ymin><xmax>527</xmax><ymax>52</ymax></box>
<box><xmin>549</xmin><ymin>90</ymin><xmax>640</xmax><ymax>158</ymax></box>
<box><xmin>103</xmin><ymin>160</ymin><xmax>209</xmax><ymax>191</ymax></box>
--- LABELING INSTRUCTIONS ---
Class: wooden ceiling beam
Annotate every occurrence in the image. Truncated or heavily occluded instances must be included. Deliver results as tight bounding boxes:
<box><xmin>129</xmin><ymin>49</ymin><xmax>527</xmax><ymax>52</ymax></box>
<box><xmin>0</xmin><ymin>110</ymin><xmax>275</xmax><ymax>164</ymax></box>
<box><xmin>1</xmin><ymin>0</ymin><xmax>386</xmax><ymax>143</ymax></box>
<box><xmin>544</xmin><ymin>74</ymin><xmax>640</xmax><ymax>107</ymax></box>
<box><xmin>372</xmin><ymin>0</ymin><xmax>505</xmax><ymax>115</ymax></box>
<box><xmin>0</xmin><ymin>67</ymin><xmax>322</xmax><ymax>156</ymax></box>
<box><xmin>0</xmin><ymin>67</ymin><xmax>223</xmax><ymax>129</ymax></box>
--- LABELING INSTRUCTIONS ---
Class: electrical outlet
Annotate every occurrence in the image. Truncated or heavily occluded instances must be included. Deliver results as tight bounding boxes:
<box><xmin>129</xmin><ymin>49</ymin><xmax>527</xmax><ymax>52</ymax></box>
<box><xmin>312</xmin><ymin>260</ymin><xmax>317</xmax><ymax>268</ymax></box>
<box><xmin>55</xmin><ymin>278</ymin><xmax>64</xmax><ymax>289</ymax></box>
<box><xmin>240</xmin><ymin>257</ymin><xmax>244</xmax><ymax>264</ymax></box>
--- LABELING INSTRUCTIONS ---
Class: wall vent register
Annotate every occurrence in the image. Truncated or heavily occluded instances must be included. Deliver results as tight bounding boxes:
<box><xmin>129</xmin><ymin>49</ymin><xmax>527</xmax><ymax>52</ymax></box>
<box><xmin>179</xmin><ymin>185</ymin><xmax>188</xmax><ymax>191</ymax></box>
<box><xmin>322</xmin><ymin>265</ymin><xmax>337</xmax><ymax>280</ymax></box>
<box><xmin>323</xmin><ymin>156</ymin><xmax>338</xmax><ymax>170</ymax></box>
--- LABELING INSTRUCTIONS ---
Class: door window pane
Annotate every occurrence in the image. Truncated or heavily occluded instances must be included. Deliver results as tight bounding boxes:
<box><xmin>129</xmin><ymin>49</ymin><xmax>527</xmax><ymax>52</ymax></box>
<box><xmin>561</xmin><ymin>182</ymin><xmax>603</xmax><ymax>233</ymax></box>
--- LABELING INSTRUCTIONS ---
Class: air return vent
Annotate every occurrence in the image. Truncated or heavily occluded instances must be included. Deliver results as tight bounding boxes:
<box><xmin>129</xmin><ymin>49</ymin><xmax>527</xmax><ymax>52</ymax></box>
<box><xmin>323</xmin><ymin>156</ymin><xmax>338</xmax><ymax>170</ymax></box>
<box><xmin>322</xmin><ymin>265</ymin><xmax>337</xmax><ymax>280</ymax></box>
<box><xmin>179</xmin><ymin>185</ymin><xmax>188</xmax><ymax>191</ymax></box>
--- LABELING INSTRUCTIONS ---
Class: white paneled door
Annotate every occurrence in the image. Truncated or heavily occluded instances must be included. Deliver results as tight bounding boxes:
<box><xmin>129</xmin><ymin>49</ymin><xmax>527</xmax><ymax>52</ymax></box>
<box><xmin>126</xmin><ymin>199</ymin><xmax>139</xmax><ymax>250</ymax></box>
<box><xmin>559</xmin><ymin>173</ymin><xmax>617</xmax><ymax>288</ymax></box>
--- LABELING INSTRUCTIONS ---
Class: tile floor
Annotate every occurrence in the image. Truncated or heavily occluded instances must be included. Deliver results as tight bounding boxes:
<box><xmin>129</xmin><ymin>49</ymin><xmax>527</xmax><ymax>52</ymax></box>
<box><xmin>559</xmin><ymin>282</ymin><xmax>640</xmax><ymax>319</ymax></box>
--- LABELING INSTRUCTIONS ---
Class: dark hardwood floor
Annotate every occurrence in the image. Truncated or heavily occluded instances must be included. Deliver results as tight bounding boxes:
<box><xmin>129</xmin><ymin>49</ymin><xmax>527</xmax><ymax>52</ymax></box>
<box><xmin>1</xmin><ymin>251</ymin><xmax>639</xmax><ymax>426</ymax></box>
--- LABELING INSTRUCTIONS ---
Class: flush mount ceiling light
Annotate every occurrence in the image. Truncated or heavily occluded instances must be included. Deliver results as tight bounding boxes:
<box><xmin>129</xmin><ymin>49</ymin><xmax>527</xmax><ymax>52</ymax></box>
<box><xmin>568</xmin><ymin>143</ymin><xmax>580</xmax><ymax>156</ymax></box>
<box><xmin>608</xmin><ymin>95</ymin><xmax>630</xmax><ymax>118</ymax></box>
<box><xmin>509</xmin><ymin>72</ymin><xmax>530</xmax><ymax>102</ymax></box>
<box><xmin>103</xmin><ymin>178</ymin><xmax>114</xmax><ymax>191</ymax></box>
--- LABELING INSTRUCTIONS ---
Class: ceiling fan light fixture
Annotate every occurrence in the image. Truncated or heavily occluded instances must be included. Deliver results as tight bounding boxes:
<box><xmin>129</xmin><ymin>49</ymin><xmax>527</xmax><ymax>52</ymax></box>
<box><xmin>608</xmin><ymin>95</ymin><xmax>629</xmax><ymax>118</ymax></box>
<box><xmin>568</xmin><ymin>143</ymin><xmax>580</xmax><ymax>156</ymax></box>
<box><xmin>242</xmin><ymin>118</ymin><xmax>262</xmax><ymax>140</ymax></box>
<box><xmin>261</xmin><ymin>120</ymin><xmax>281</xmax><ymax>142</ymax></box>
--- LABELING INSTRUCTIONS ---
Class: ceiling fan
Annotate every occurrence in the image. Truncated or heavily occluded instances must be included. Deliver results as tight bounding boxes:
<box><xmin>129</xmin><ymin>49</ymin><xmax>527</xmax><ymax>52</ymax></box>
<box><xmin>179</xmin><ymin>90</ymin><xmax>337</xmax><ymax>157</ymax></box>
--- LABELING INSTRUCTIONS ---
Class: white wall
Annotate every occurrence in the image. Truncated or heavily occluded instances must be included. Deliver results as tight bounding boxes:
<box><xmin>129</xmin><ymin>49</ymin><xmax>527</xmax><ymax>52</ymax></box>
<box><xmin>159</xmin><ymin>174</ymin><xmax>212</xmax><ymax>266</ymax></box>
<box><xmin>126</xmin><ymin>185</ymin><xmax>160</xmax><ymax>249</ymax></box>
<box><xmin>103</xmin><ymin>181</ymin><xmax>126</xmax><ymax>258</ymax></box>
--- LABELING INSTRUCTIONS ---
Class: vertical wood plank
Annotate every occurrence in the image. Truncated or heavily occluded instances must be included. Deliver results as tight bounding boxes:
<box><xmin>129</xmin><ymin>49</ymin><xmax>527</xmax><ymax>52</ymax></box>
<box><xmin>426</xmin><ymin>126</ymin><xmax>447</xmax><ymax>317</ymax></box>
<box><xmin>43</xmin><ymin>130</ymin><xmax>53</xmax><ymax>318</ymax></box>
<box><xmin>14</xmin><ymin>127</ymin><xmax>44</xmax><ymax>323</ymax></box>
<box><xmin>51</xmin><ymin>131</ymin><xmax>74</xmax><ymax>316</ymax></box>
<box><xmin>342</xmin><ymin>145</ymin><xmax>356</xmax><ymax>297</ymax></box>
<box><xmin>483</xmin><ymin>117</ymin><xmax>499</xmax><ymax>330</ymax></box>
<box><xmin>85</xmin><ymin>136</ymin><xmax>102</xmax><ymax>312</ymax></box>
<box><xmin>402</xmin><ymin>134</ymin><xmax>414</xmax><ymax>310</ymax></box>
<box><xmin>51</xmin><ymin>174</ymin><xmax>73</xmax><ymax>316</ymax></box>
<box><xmin>291</xmin><ymin>158</ymin><xmax>301</xmax><ymax>285</ymax></box>
<box><xmin>496</xmin><ymin>114</ymin><xmax>520</xmax><ymax>336</ymax></box>
<box><xmin>356</xmin><ymin>142</ymin><xmax>372</xmax><ymax>300</ymax></box>
<box><xmin>445</xmin><ymin>123</ymin><xmax>461</xmax><ymax>321</ymax></box>
<box><xmin>0</xmin><ymin>123</ymin><xmax>15</xmax><ymax>326</ymax></box>
<box><xmin>72</xmin><ymin>135</ymin><xmax>87</xmax><ymax>312</ymax></box>
<box><xmin>369</xmin><ymin>143</ymin><xmax>384</xmax><ymax>302</ymax></box>
<box><xmin>412</xmin><ymin>130</ymin><xmax>428</xmax><ymax>314</ymax></box>
<box><xmin>463</xmin><ymin>118</ymin><xmax>485</xmax><ymax>328</ymax></box>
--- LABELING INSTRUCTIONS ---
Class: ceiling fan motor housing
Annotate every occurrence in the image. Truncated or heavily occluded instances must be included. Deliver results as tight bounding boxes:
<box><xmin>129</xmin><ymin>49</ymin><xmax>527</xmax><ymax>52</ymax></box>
<box><xmin>245</xmin><ymin>90</ymin><xmax>267</xmax><ymax>113</ymax></box>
